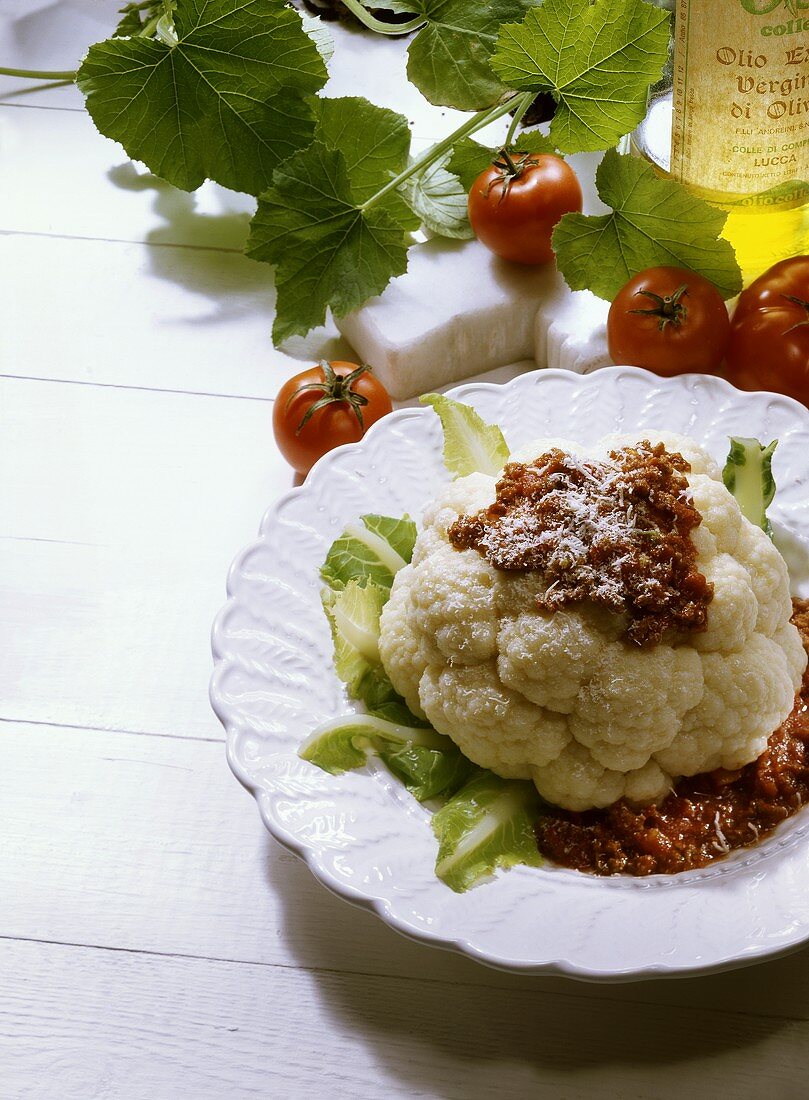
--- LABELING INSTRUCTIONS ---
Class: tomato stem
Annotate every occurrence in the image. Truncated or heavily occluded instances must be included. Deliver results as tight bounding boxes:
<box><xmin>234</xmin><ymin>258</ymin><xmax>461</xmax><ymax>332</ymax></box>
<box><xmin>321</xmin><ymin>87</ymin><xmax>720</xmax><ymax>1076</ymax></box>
<box><xmin>781</xmin><ymin>293</ymin><xmax>809</xmax><ymax>335</ymax></box>
<box><xmin>292</xmin><ymin>360</ymin><xmax>371</xmax><ymax>435</ymax></box>
<box><xmin>486</xmin><ymin>148</ymin><xmax>539</xmax><ymax>203</ymax></box>
<box><xmin>498</xmin><ymin>147</ymin><xmax>521</xmax><ymax>176</ymax></box>
<box><xmin>628</xmin><ymin>284</ymin><xmax>689</xmax><ymax>331</ymax></box>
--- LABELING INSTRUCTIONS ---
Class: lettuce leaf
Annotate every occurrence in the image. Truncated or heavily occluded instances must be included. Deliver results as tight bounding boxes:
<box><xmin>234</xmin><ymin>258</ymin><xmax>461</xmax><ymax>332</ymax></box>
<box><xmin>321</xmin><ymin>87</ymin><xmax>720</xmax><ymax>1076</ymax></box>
<box><xmin>381</xmin><ymin>744</ymin><xmax>478</xmax><ymax>802</ymax></box>
<box><xmin>300</xmin><ymin>710</ymin><xmax>476</xmax><ymax>801</ymax></box>
<box><xmin>432</xmin><ymin>773</ymin><xmax>545</xmax><ymax>892</ymax></box>
<box><xmin>300</xmin><ymin>712</ymin><xmax>449</xmax><ymax>772</ymax></box>
<box><xmin>723</xmin><ymin>437</ymin><xmax>778</xmax><ymax>538</ymax></box>
<box><xmin>322</xmin><ymin>579</ymin><xmax>388</xmax><ymax>700</ymax></box>
<box><xmin>321</xmin><ymin>514</ymin><xmax>417</xmax><ymax>591</ymax></box>
<box><xmin>420</xmin><ymin>394</ymin><xmax>509</xmax><ymax>478</ymax></box>
<box><xmin>312</xmin><ymin>512</ymin><xmax>548</xmax><ymax>889</ymax></box>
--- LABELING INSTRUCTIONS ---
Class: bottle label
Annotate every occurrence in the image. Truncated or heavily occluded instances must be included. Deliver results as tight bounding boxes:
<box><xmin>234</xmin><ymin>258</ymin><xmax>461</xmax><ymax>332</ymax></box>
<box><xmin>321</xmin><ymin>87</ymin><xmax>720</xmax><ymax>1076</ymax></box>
<box><xmin>671</xmin><ymin>0</ymin><xmax>809</xmax><ymax>202</ymax></box>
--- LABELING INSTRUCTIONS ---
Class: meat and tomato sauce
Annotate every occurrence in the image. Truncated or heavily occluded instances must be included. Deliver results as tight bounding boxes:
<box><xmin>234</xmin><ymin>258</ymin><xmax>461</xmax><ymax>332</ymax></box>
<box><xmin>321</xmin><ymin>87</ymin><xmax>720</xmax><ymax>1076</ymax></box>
<box><xmin>535</xmin><ymin>599</ymin><xmax>809</xmax><ymax>876</ymax></box>
<box><xmin>448</xmin><ymin>442</ymin><xmax>713</xmax><ymax>646</ymax></box>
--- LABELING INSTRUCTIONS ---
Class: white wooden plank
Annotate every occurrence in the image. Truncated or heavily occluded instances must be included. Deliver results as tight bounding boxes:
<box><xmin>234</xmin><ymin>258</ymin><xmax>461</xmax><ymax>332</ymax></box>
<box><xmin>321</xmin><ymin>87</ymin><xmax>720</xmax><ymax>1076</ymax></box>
<box><xmin>3</xmin><ymin>935</ymin><xmax>809</xmax><ymax>1100</ymax></box>
<box><xmin>0</xmin><ymin>105</ymin><xmax>258</xmax><ymax>245</ymax></box>
<box><xmin>4</xmin><ymin>717</ymin><xmax>809</xmax><ymax>1023</ymax></box>
<box><xmin>0</xmin><ymin>1</ymin><xmax>119</xmax><ymax>109</ymax></box>
<box><xmin>0</xmin><ymin>377</ymin><xmax>294</xmax><ymax>735</ymax></box>
<box><xmin>0</xmin><ymin>231</ymin><xmax>357</xmax><ymax>397</ymax></box>
<box><xmin>0</xmin><ymin>718</ymin><xmax>529</xmax><ymax>991</ymax></box>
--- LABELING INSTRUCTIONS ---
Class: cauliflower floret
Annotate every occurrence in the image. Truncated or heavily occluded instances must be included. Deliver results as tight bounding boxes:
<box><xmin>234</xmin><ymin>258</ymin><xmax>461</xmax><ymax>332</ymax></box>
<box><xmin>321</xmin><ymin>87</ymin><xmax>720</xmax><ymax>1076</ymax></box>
<box><xmin>378</xmin><ymin>432</ymin><xmax>807</xmax><ymax>810</ymax></box>
<box><xmin>419</xmin><ymin>662</ymin><xmax>569</xmax><ymax>778</ymax></box>
<box><xmin>736</xmin><ymin>520</ymin><xmax>794</xmax><ymax>635</ymax></box>
<box><xmin>407</xmin><ymin>543</ymin><xmax>499</xmax><ymax>664</ymax></box>
<box><xmin>498</xmin><ymin>606</ymin><xmax>618</xmax><ymax>712</ymax></box>
<box><xmin>570</xmin><ymin>643</ymin><xmax>704</xmax><ymax>771</ymax></box>
<box><xmin>378</xmin><ymin>576</ymin><xmax>429</xmax><ymax>720</ymax></box>
<box><xmin>534</xmin><ymin>743</ymin><xmax>670</xmax><ymax>812</ymax></box>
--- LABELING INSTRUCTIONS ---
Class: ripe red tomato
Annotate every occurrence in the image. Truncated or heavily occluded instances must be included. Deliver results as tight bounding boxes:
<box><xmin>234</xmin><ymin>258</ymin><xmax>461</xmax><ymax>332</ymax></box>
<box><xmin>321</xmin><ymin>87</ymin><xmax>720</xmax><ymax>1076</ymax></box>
<box><xmin>724</xmin><ymin>256</ymin><xmax>809</xmax><ymax>406</ymax></box>
<box><xmin>274</xmin><ymin>361</ymin><xmax>393</xmax><ymax>475</ymax></box>
<box><xmin>607</xmin><ymin>266</ymin><xmax>731</xmax><ymax>375</ymax></box>
<box><xmin>467</xmin><ymin>152</ymin><xmax>582</xmax><ymax>265</ymax></box>
<box><xmin>732</xmin><ymin>255</ymin><xmax>809</xmax><ymax>321</ymax></box>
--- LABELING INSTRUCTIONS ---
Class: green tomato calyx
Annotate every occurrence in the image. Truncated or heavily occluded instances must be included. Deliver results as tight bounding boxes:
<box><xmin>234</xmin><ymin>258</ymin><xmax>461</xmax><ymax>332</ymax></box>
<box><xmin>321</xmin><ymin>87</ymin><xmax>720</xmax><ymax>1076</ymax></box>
<box><xmin>628</xmin><ymin>284</ymin><xmax>690</xmax><ymax>332</ymax></box>
<box><xmin>290</xmin><ymin>360</ymin><xmax>371</xmax><ymax>435</ymax></box>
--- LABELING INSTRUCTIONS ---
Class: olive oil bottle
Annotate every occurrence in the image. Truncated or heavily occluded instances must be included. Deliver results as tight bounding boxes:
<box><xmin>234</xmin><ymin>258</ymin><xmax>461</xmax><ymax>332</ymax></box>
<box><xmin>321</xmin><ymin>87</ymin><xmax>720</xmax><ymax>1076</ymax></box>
<box><xmin>631</xmin><ymin>0</ymin><xmax>809</xmax><ymax>282</ymax></box>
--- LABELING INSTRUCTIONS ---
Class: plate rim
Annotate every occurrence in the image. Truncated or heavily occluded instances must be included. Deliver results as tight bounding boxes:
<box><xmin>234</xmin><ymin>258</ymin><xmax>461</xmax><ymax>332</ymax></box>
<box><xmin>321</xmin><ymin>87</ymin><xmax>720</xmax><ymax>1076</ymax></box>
<box><xmin>210</xmin><ymin>365</ymin><xmax>809</xmax><ymax>982</ymax></box>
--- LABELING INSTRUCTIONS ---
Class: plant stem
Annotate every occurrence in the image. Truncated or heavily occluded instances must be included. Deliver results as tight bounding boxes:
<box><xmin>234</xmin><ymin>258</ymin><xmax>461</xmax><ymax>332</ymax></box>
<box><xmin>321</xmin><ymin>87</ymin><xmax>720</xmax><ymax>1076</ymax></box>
<box><xmin>503</xmin><ymin>91</ymin><xmax>536</xmax><ymax>148</ymax></box>
<box><xmin>139</xmin><ymin>12</ymin><xmax>163</xmax><ymax>38</ymax></box>
<box><xmin>340</xmin><ymin>0</ymin><xmax>426</xmax><ymax>36</ymax></box>
<box><xmin>499</xmin><ymin>147</ymin><xmax>520</xmax><ymax>175</ymax></box>
<box><xmin>0</xmin><ymin>66</ymin><xmax>77</xmax><ymax>80</ymax></box>
<box><xmin>359</xmin><ymin>95</ymin><xmax>517</xmax><ymax>214</ymax></box>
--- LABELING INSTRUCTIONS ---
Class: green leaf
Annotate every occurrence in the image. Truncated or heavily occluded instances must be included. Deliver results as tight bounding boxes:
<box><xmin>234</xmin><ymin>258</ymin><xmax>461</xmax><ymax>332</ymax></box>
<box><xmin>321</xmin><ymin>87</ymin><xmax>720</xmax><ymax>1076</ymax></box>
<box><xmin>247</xmin><ymin>97</ymin><xmax>419</xmax><ymax>343</ymax></box>
<box><xmin>492</xmin><ymin>0</ymin><xmax>671</xmax><ymax>153</ymax></box>
<box><xmin>300</xmin><ymin>10</ymin><xmax>335</xmax><ymax>65</ymax></box>
<box><xmin>381</xmin><ymin>744</ymin><xmax>478</xmax><ymax>802</ymax></box>
<box><xmin>515</xmin><ymin>130</ymin><xmax>557</xmax><ymax>155</ymax></box>
<box><xmin>432</xmin><ymin>773</ymin><xmax>544</xmax><ymax>891</ymax></box>
<box><xmin>114</xmin><ymin>4</ymin><xmax>146</xmax><ymax>36</ymax></box>
<box><xmin>313</xmin><ymin>97</ymin><xmax>414</xmax><ymax>207</ymax></box>
<box><xmin>354</xmin><ymin>665</ymin><xmax>402</xmax><ymax>711</ymax></box>
<box><xmin>322</xmin><ymin>579</ymin><xmax>388</xmax><ymax>700</ymax></box>
<box><xmin>362</xmin><ymin>514</ymin><xmax>418</xmax><ymax>566</ymax></box>
<box><xmin>77</xmin><ymin>0</ymin><xmax>328</xmax><ymax>195</ymax></box>
<box><xmin>420</xmin><ymin>393</ymin><xmax>509</xmax><ymax>478</ymax></box>
<box><xmin>301</xmin><ymin>706</ymin><xmax>475</xmax><ymax>801</ymax></box>
<box><xmin>299</xmin><ymin>713</ymin><xmax>451</xmax><ymax>774</ymax></box>
<box><xmin>401</xmin><ymin>151</ymin><xmax>474</xmax><ymax>239</ymax></box>
<box><xmin>386</xmin><ymin>0</ymin><xmax>534</xmax><ymax>110</ymax></box>
<box><xmin>447</xmin><ymin>138</ymin><xmax>496</xmax><ymax>192</ymax></box>
<box><xmin>722</xmin><ymin>437</ymin><xmax>778</xmax><ymax>538</ymax></box>
<box><xmin>371</xmin><ymin>700</ymin><xmax>432</xmax><ymax>728</ymax></box>
<box><xmin>321</xmin><ymin>577</ymin><xmax>406</xmax><ymax>709</ymax></box>
<box><xmin>552</xmin><ymin>150</ymin><xmax>743</xmax><ymax>301</ymax></box>
<box><xmin>321</xmin><ymin>513</ymin><xmax>417</xmax><ymax>592</ymax></box>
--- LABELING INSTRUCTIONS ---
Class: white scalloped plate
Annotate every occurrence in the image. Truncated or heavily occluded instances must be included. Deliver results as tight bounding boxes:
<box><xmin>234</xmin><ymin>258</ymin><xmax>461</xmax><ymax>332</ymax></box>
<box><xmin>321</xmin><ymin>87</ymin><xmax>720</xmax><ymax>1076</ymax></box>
<box><xmin>211</xmin><ymin>366</ymin><xmax>809</xmax><ymax>981</ymax></box>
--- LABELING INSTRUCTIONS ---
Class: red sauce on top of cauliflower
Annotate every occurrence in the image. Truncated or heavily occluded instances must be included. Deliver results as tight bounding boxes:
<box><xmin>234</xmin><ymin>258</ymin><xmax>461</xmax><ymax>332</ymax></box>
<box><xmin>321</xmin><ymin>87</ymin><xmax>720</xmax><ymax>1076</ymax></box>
<box><xmin>448</xmin><ymin>442</ymin><xmax>714</xmax><ymax>646</ymax></box>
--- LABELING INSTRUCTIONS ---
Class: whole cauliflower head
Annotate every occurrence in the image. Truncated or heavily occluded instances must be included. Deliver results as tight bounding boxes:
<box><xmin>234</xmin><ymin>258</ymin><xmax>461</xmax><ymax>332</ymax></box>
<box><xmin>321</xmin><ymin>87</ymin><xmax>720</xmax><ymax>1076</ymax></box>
<box><xmin>379</xmin><ymin>432</ymin><xmax>806</xmax><ymax>811</ymax></box>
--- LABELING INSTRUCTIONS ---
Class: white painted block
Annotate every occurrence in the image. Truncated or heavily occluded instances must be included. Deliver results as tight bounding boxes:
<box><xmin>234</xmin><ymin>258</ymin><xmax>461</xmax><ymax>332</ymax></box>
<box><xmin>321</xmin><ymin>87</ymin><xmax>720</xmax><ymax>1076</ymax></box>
<box><xmin>535</xmin><ymin>279</ymin><xmax>612</xmax><ymax>373</ymax></box>
<box><xmin>337</xmin><ymin>236</ymin><xmax>613</xmax><ymax>400</ymax></box>
<box><xmin>336</xmin><ymin>238</ymin><xmax>554</xmax><ymax>399</ymax></box>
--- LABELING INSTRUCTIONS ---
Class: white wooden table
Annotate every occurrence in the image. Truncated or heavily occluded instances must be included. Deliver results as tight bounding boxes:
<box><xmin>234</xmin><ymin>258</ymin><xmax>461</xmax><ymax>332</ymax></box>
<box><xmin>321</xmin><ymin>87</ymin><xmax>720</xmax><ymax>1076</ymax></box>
<box><xmin>3</xmin><ymin>5</ymin><xmax>809</xmax><ymax>1097</ymax></box>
